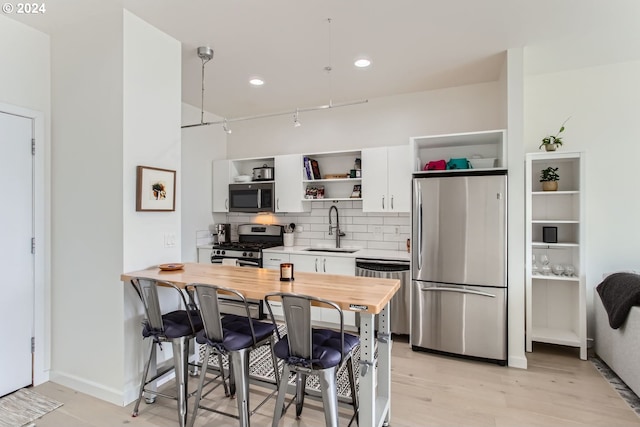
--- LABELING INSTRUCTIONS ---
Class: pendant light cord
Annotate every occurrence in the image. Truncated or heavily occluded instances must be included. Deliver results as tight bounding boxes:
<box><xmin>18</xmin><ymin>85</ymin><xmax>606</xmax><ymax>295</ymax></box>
<box><xmin>326</xmin><ymin>17</ymin><xmax>333</xmax><ymax>108</ymax></box>
<box><xmin>200</xmin><ymin>55</ymin><xmax>210</xmax><ymax>125</ymax></box>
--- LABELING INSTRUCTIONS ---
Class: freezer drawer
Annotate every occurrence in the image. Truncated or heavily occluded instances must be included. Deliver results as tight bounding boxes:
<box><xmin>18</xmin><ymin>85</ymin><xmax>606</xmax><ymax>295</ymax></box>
<box><xmin>411</xmin><ymin>281</ymin><xmax>506</xmax><ymax>363</ymax></box>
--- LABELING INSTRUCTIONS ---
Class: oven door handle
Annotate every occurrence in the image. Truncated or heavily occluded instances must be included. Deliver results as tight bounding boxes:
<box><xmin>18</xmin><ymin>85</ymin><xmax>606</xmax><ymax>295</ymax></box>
<box><xmin>211</xmin><ymin>258</ymin><xmax>260</xmax><ymax>268</ymax></box>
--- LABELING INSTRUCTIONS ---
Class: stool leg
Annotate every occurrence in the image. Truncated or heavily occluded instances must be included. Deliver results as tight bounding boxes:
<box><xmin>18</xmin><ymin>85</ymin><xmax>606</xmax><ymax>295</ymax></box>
<box><xmin>188</xmin><ymin>345</ymin><xmax>211</xmax><ymax>427</ymax></box>
<box><xmin>172</xmin><ymin>336</ymin><xmax>190</xmax><ymax>427</ymax></box>
<box><xmin>217</xmin><ymin>352</ymin><xmax>230</xmax><ymax>397</ymax></box>
<box><xmin>272</xmin><ymin>364</ymin><xmax>290</xmax><ymax>427</ymax></box>
<box><xmin>231</xmin><ymin>349</ymin><xmax>251</xmax><ymax>427</ymax></box>
<box><xmin>318</xmin><ymin>368</ymin><xmax>339</xmax><ymax>427</ymax></box>
<box><xmin>133</xmin><ymin>341</ymin><xmax>156</xmax><ymax>417</ymax></box>
<box><xmin>295</xmin><ymin>373</ymin><xmax>307</xmax><ymax>418</ymax></box>
<box><xmin>347</xmin><ymin>355</ymin><xmax>359</xmax><ymax>419</ymax></box>
<box><xmin>269</xmin><ymin>338</ymin><xmax>281</xmax><ymax>388</ymax></box>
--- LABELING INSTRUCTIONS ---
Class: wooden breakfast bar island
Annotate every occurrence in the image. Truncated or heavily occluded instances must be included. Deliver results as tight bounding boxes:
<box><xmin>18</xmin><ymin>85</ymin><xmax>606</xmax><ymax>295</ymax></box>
<box><xmin>121</xmin><ymin>262</ymin><xmax>400</xmax><ymax>427</ymax></box>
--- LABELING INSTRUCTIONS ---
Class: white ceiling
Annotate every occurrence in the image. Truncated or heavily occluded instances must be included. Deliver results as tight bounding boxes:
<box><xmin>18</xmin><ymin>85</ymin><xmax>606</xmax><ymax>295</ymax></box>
<box><xmin>9</xmin><ymin>0</ymin><xmax>640</xmax><ymax>119</ymax></box>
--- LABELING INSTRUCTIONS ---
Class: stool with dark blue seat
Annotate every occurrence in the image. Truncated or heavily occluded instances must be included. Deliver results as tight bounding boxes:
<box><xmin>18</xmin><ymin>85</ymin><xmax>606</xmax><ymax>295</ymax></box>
<box><xmin>264</xmin><ymin>292</ymin><xmax>360</xmax><ymax>427</ymax></box>
<box><xmin>186</xmin><ymin>283</ymin><xmax>280</xmax><ymax>427</ymax></box>
<box><xmin>129</xmin><ymin>277</ymin><xmax>204</xmax><ymax>427</ymax></box>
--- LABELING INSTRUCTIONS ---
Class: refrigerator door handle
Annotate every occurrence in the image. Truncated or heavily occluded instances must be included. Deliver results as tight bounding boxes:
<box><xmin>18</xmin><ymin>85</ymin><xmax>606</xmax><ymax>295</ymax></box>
<box><xmin>419</xmin><ymin>286</ymin><xmax>497</xmax><ymax>298</ymax></box>
<box><xmin>417</xmin><ymin>181</ymin><xmax>423</xmax><ymax>271</ymax></box>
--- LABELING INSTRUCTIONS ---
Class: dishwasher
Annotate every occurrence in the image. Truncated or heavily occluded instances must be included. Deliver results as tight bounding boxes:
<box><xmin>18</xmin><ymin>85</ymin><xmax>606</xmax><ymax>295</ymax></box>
<box><xmin>355</xmin><ymin>258</ymin><xmax>411</xmax><ymax>335</ymax></box>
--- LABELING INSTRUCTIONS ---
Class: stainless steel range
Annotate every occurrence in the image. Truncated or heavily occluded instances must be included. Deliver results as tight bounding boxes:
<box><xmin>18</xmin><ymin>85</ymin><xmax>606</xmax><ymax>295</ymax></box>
<box><xmin>210</xmin><ymin>224</ymin><xmax>283</xmax><ymax>318</ymax></box>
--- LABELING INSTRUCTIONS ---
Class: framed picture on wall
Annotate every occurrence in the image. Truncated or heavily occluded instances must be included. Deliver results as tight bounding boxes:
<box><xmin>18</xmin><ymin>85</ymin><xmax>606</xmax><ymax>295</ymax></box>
<box><xmin>136</xmin><ymin>166</ymin><xmax>176</xmax><ymax>211</ymax></box>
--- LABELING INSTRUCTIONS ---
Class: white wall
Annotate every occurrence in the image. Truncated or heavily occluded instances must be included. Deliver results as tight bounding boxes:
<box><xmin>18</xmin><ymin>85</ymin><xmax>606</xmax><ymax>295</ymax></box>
<box><xmin>226</xmin><ymin>81</ymin><xmax>505</xmax><ymax>159</ymax></box>
<box><xmin>48</xmin><ymin>8</ymin><xmax>125</xmax><ymax>403</ymax></box>
<box><xmin>122</xmin><ymin>10</ymin><xmax>182</xmax><ymax>404</ymax></box>
<box><xmin>506</xmin><ymin>48</ymin><xmax>527</xmax><ymax>368</ymax></box>
<box><xmin>0</xmin><ymin>15</ymin><xmax>51</xmax><ymax>385</ymax></box>
<box><xmin>46</xmin><ymin>8</ymin><xmax>182</xmax><ymax>405</ymax></box>
<box><xmin>524</xmin><ymin>59</ymin><xmax>640</xmax><ymax>339</ymax></box>
<box><xmin>181</xmin><ymin>103</ymin><xmax>226</xmax><ymax>262</ymax></box>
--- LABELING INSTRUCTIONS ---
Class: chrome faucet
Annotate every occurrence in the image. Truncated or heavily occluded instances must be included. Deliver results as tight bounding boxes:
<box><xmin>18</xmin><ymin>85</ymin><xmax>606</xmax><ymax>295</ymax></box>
<box><xmin>328</xmin><ymin>205</ymin><xmax>345</xmax><ymax>248</ymax></box>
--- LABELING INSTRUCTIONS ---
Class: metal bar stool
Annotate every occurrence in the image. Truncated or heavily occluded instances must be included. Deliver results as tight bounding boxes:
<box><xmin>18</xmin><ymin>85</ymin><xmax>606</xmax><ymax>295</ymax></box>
<box><xmin>186</xmin><ymin>283</ymin><xmax>280</xmax><ymax>427</ymax></box>
<box><xmin>264</xmin><ymin>292</ymin><xmax>360</xmax><ymax>427</ymax></box>
<box><xmin>129</xmin><ymin>277</ymin><xmax>204</xmax><ymax>427</ymax></box>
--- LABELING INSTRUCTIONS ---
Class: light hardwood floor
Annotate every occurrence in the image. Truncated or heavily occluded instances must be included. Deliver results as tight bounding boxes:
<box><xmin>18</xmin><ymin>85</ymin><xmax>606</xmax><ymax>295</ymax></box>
<box><xmin>31</xmin><ymin>339</ymin><xmax>640</xmax><ymax>427</ymax></box>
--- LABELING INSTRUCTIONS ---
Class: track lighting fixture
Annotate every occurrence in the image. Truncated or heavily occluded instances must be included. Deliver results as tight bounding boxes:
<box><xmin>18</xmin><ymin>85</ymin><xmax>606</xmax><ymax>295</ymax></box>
<box><xmin>182</xmin><ymin>19</ymin><xmax>369</xmax><ymax>132</ymax></box>
<box><xmin>293</xmin><ymin>109</ymin><xmax>301</xmax><ymax>127</ymax></box>
<box><xmin>222</xmin><ymin>118</ymin><xmax>232</xmax><ymax>134</ymax></box>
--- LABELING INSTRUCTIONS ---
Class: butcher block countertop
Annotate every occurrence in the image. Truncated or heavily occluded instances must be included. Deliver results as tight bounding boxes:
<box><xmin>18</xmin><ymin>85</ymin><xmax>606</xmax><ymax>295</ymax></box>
<box><xmin>121</xmin><ymin>262</ymin><xmax>400</xmax><ymax>314</ymax></box>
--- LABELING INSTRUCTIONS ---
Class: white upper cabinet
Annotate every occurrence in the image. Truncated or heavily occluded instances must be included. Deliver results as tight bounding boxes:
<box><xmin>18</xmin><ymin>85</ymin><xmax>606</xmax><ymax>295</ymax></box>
<box><xmin>362</xmin><ymin>145</ymin><xmax>411</xmax><ymax>213</ymax></box>
<box><xmin>212</xmin><ymin>159</ymin><xmax>230</xmax><ymax>212</ymax></box>
<box><xmin>274</xmin><ymin>154</ymin><xmax>309</xmax><ymax>213</ymax></box>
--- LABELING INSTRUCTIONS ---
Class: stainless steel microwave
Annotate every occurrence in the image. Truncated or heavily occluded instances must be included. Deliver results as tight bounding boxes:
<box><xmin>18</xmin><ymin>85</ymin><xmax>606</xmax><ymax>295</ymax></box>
<box><xmin>228</xmin><ymin>182</ymin><xmax>275</xmax><ymax>213</ymax></box>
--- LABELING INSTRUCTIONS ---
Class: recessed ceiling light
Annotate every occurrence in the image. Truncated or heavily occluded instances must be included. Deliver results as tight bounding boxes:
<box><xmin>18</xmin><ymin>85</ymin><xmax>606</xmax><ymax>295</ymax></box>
<box><xmin>249</xmin><ymin>77</ymin><xmax>264</xmax><ymax>86</ymax></box>
<box><xmin>354</xmin><ymin>58</ymin><xmax>371</xmax><ymax>68</ymax></box>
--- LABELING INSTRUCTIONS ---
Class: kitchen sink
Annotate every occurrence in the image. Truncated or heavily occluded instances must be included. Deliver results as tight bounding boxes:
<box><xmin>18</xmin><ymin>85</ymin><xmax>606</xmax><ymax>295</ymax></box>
<box><xmin>303</xmin><ymin>247</ymin><xmax>359</xmax><ymax>254</ymax></box>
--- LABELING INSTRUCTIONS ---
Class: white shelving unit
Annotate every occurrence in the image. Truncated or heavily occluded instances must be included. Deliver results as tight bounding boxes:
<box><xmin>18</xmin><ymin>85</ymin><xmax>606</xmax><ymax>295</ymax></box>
<box><xmin>525</xmin><ymin>151</ymin><xmax>586</xmax><ymax>360</ymax></box>
<box><xmin>301</xmin><ymin>150</ymin><xmax>362</xmax><ymax>201</ymax></box>
<box><xmin>410</xmin><ymin>129</ymin><xmax>506</xmax><ymax>173</ymax></box>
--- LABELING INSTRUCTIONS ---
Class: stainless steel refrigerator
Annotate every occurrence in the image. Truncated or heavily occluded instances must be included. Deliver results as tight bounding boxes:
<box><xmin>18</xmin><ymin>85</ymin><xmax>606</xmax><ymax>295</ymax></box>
<box><xmin>411</xmin><ymin>170</ymin><xmax>507</xmax><ymax>365</ymax></box>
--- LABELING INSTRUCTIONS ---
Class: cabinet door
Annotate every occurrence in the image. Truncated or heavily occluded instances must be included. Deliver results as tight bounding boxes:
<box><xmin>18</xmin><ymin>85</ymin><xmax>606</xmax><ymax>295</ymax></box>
<box><xmin>263</xmin><ymin>252</ymin><xmax>290</xmax><ymax>270</ymax></box>
<box><xmin>321</xmin><ymin>255</ymin><xmax>355</xmax><ymax>275</ymax></box>
<box><xmin>289</xmin><ymin>253</ymin><xmax>321</xmax><ymax>273</ymax></box>
<box><xmin>387</xmin><ymin>145</ymin><xmax>412</xmax><ymax>212</ymax></box>
<box><xmin>275</xmin><ymin>154</ymin><xmax>308</xmax><ymax>213</ymax></box>
<box><xmin>212</xmin><ymin>159</ymin><xmax>230</xmax><ymax>212</ymax></box>
<box><xmin>361</xmin><ymin>147</ymin><xmax>388</xmax><ymax>212</ymax></box>
<box><xmin>197</xmin><ymin>248</ymin><xmax>212</xmax><ymax>264</ymax></box>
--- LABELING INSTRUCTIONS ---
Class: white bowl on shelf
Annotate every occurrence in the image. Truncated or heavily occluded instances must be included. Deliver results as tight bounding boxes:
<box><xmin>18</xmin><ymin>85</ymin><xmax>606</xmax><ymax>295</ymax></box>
<box><xmin>469</xmin><ymin>158</ymin><xmax>496</xmax><ymax>169</ymax></box>
<box><xmin>234</xmin><ymin>175</ymin><xmax>252</xmax><ymax>183</ymax></box>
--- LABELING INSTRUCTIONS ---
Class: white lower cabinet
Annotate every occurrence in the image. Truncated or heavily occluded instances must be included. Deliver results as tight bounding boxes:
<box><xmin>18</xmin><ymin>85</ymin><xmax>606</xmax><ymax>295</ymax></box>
<box><xmin>289</xmin><ymin>253</ymin><xmax>356</xmax><ymax>328</ymax></box>
<box><xmin>262</xmin><ymin>252</ymin><xmax>290</xmax><ymax>318</ymax></box>
<box><xmin>197</xmin><ymin>248</ymin><xmax>212</xmax><ymax>264</ymax></box>
<box><xmin>289</xmin><ymin>253</ymin><xmax>355</xmax><ymax>275</ymax></box>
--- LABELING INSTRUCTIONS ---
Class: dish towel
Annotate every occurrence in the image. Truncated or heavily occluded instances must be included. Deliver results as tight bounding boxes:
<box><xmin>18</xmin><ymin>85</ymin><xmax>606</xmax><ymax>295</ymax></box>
<box><xmin>222</xmin><ymin>259</ymin><xmax>238</xmax><ymax>266</ymax></box>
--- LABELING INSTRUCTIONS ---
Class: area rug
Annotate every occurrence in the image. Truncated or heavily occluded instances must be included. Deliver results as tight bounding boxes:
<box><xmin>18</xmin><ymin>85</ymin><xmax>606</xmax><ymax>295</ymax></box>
<box><xmin>198</xmin><ymin>325</ymin><xmax>363</xmax><ymax>399</ymax></box>
<box><xmin>591</xmin><ymin>356</ymin><xmax>640</xmax><ymax>417</ymax></box>
<box><xmin>0</xmin><ymin>388</ymin><xmax>63</xmax><ymax>427</ymax></box>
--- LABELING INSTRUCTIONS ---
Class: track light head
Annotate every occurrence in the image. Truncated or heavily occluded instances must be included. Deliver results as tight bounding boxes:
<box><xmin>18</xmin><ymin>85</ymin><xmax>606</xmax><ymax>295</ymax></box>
<box><xmin>223</xmin><ymin>118</ymin><xmax>232</xmax><ymax>134</ymax></box>
<box><xmin>293</xmin><ymin>109</ymin><xmax>301</xmax><ymax>128</ymax></box>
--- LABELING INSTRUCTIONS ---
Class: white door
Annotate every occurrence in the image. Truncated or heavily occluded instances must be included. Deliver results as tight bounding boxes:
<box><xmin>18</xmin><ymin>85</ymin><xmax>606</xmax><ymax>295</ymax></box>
<box><xmin>0</xmin><ymin>112</ymin><xmax>34</xmax><ymax>396</ymax></box>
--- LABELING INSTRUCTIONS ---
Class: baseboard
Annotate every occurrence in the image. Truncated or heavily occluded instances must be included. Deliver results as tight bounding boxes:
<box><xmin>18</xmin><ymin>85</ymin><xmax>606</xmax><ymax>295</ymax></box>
<box><xmin>508</xmin><ymin>354</ymin><xmax>528</xmax><ymax>369</ymax></box>
<box><xmin>49</xmin><ymin>370</ymin><xmax>124</xmax><ymax>406</ymax></box>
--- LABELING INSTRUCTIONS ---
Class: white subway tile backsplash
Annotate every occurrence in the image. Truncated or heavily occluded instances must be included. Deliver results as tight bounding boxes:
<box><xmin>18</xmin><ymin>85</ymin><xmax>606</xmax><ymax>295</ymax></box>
<box><xmin>354</xmin><ymin>217</ymin><xmax>383</xmax><ymax>225</ymax></box>
<box><xmin>383</xmin><ymin>215</ymin><xmax>411</xmax><ymax>225</ymax></box>
<box><xmin>221</xmin><ymin>203</ymin><xmax>411</xmax><ymax>250</ymax></box>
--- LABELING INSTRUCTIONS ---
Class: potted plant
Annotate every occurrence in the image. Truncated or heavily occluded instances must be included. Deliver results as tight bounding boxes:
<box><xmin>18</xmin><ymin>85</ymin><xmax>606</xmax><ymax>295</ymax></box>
<box><xmin>540</xmin><ymin>166</ymin><xmax>559</xmax><ymax>191</ymax></box>
<box><xmin>539</xmin><ymin>117</ymin><xmax>570</xmax><ymax>151</ymax></box>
